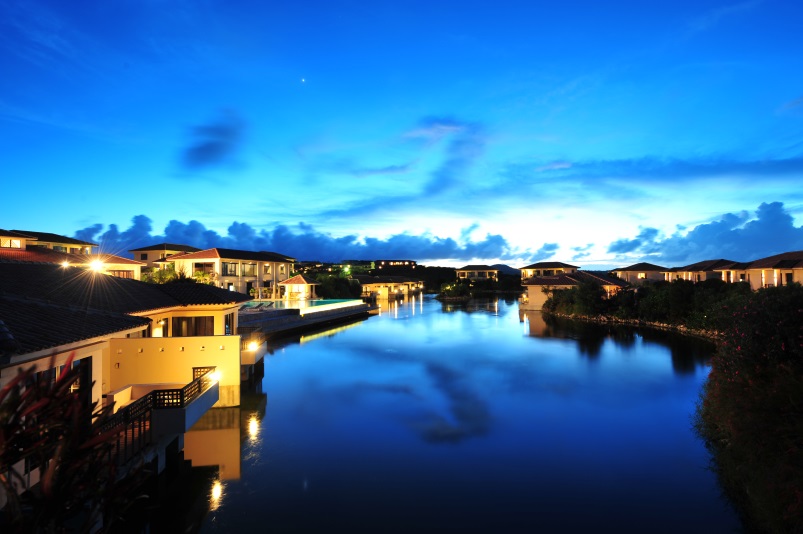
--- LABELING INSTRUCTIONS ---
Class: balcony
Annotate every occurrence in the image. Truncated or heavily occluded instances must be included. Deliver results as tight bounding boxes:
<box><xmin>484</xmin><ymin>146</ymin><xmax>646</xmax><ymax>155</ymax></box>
<box><xmin>105</xmin><ymin>367</ymin><xmax>220</xmax><ymax>448</ymax></box>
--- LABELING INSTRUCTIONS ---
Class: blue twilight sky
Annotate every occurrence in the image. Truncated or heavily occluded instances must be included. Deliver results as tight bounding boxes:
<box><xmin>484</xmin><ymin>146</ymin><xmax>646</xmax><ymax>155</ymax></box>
<box><xmin>2</xmin><ymin>0</ymin><xmax>803</xmax><ymax>268</ymax></box>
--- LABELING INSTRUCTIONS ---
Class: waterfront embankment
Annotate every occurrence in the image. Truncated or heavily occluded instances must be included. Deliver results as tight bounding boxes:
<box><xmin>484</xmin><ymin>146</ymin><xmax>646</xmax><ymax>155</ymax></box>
<box><xmin>238</xmin><ymin>301</ymin><xmax>376</xmax><ymax>338</ymax></box>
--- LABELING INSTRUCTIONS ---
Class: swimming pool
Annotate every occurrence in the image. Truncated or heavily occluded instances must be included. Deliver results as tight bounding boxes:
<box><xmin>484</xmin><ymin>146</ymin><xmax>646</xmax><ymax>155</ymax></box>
<box><xmin>240</xmin><ymin>299</ymin><xmax>364</xmax><ymax>314</ymax></box>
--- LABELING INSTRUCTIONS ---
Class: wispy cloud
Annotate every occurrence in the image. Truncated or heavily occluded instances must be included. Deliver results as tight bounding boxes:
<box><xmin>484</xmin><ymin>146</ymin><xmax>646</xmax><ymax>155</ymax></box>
<box><xmin>351</xmin><ymin>162</ymin><xmax>415</xmax><ymax>178</ymax></box>
<box><xmin>685</xmin><ymin>1</ymin><xmax>760</xmax><ymax>35</ymax></box>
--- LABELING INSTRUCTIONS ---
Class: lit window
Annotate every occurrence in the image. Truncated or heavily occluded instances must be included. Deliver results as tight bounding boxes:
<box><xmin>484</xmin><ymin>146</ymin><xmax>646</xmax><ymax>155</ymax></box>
<box><xmin>1</xmin><ymin>238</ymin><xmax>21</xmax><ymax>248</ymax></box>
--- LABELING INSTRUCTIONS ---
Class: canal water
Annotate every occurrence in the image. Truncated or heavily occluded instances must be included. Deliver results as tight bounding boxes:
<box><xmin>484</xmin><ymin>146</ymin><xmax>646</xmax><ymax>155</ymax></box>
<box><xmin>193</xmin><ymin>296</ymin><xmax>740</xmax><ymax>533</ymax></box>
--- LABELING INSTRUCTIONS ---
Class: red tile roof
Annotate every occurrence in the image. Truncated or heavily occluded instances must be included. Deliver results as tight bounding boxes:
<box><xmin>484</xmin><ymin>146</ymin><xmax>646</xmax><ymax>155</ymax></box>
<box><xmin>520</xmin><ymin>261</ymin><xmax>578</xmax><ymax>270</ymax></box>
<box><xmin>0</xmin><ymin>247</ymin><xmax>144</xmax><ymax>266</ymax></box>
<box><xmin>171</xmin><ymin>248</ymin><xmax>295</xmax><ymax>263</ymax></box>
<box><xmin>11</xmin><ymin>230</ymin><xmax>97</xmax><ymax>247</ymax></box>
<box><xmin>612</xmin><ymin>262</ymin><xmax>667</xmax><ymax>272</ymax></box>
<box><xmin>745</xmin><ymin>250</ymin><xmax>803</xmax><ymax>269</ymax></box>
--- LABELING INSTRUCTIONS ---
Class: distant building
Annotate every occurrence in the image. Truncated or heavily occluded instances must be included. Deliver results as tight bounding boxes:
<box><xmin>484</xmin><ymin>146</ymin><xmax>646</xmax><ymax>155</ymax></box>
<box><xmin>376</xmin><ymin>260</ymin><xmax>417</xmax><ymax>269</ymax></box>
<box><xmin>456</xmin><ymin>265</ymin><xmax>498</xmax><ymax>281</ymax></box>
<box><xmin>130</xmin><ymin>242</ymin><xmax>201</xmax><ymax>269</ymax></box>
<box><xmin>11</xmin><ymin>229</ymin><xmax>96</xmax><ymax>255</ymax></box>
<box><xmin>663</xmin><ymin>259</ymin><xmax>737</xmax><ymax>283</ymax></box>
<box><xmin>611</xmin><ymin>262</ymin><xmax>666</xmax><ymax>283</ymax></box>
<box><xmin>520</xmin><ymin>270</ymin><xmax>627</xmax><ymax>311</ymax></box>
<box><xmin>168</xmin><ymin>247</ymin><xmax>295</xmax><ymax>298</ymax></box>
<box><xmin>714</xmin><ymin>250</ymin><xmax>803</xmax><ymax>290</ymax></box>
<box><xmin>1</xmin><ymin>229</ymin><xmax>144</xmax><ymax>279</ymax></box>
<box><xmin>519</xmin><ymin>261</ymin><xmax>578</xmax><ymax>279</ymax></box>
<box><xmin>351</xmin><ymin>274</ymin><xmax>423</xmax><ymax>300</ymax></box>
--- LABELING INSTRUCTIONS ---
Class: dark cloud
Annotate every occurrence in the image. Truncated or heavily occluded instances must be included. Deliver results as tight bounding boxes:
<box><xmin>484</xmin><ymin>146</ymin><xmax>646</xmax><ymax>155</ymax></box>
<box><xmin>571</xmin><ymin>243</ymin><xmax>594</xmax><ymax>261</ymax></box>
<box><xmin>180</xmin><ymin>110</ymin><xmax>245</xmax><ymax>171</ymax></box>
<box><xmin>76</xmin><ymin>215</ymin><xmax>153</xmax><ymax>255</ymax></box>
<box><xmin>528</xmin><ymin>242</ymin><xmax>559</xmax><ymax>263</ymax></box>
<box><xmin>608</xmin><ymin>202</ymin><xmax>803</xmax><ymax>264</ymax></box>
<box><xmin>607</xmin><ymin>227</ymin><xmax>661</xmax><ymax>254</ymax></box>
<box><xmin>74</xmin><ymin>215</ymin><xmax>531</xmax><ymax>263</ymax></box>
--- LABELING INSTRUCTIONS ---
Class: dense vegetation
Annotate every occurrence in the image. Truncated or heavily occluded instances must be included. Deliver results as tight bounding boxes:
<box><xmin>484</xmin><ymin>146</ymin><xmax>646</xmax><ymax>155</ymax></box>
<box><xmin>438</xmin><ymin>275</ymin><xmax>523</xmax><ymax>300</ymax></box>
<box><xmin>313</xmin><ymin>274</ymin><xmax>362</xmax><ymax>299</ymax></box>
<box><xmin>694</xmin><ymin>284</ymin><xmax>803</xmax><ymax>533</ymax></box>
<box><xmin>543</xmin><ymin>279</ymin><xmax>753</xmax><ymax>333</ymax></box>
<box><xmin>545</xmin><ymin>280</ymin><xmax>803</xmax><ymax>532</ymax></box>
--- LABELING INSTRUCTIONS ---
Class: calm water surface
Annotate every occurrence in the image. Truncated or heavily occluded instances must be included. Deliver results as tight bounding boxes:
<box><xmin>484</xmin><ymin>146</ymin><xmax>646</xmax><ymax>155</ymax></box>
<box><xmin>199</xmin><ymin>296</ymin><xmax>740</xmax><ymax>533</ymax></box>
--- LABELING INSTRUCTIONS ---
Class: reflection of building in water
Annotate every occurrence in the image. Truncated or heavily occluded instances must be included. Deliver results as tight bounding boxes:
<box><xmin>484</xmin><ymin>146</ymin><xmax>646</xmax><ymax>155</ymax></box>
<box><xmin>520</xmin><ymin>310</ymin><xmax>548</xmax><ymax>337</ymax></box>
<box><xmin>184</xmin><ymin>408</ymin><xmax>242</xmax><ymax>480</ymax></box>
<box><xmin>184</xmin><ymin>387</ymin><xmax>268</xmax><ymax>481</ymax></box>
<box><xmin>300</xmin><ymin>321</ymin><xmax>364</xmax><ymax>344</ymax></box>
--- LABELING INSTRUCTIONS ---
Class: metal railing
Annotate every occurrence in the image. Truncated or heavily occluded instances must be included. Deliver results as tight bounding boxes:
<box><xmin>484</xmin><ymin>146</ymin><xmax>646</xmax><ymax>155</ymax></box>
<box><xmin>100</xmin><ymin>367</ymin><xmax>217</xmax><ymax>465</ymax></box>
<box><xmin>153</xmin><ymin>367</ymin><xmax>217</xmax><ymax>409</ymax></box>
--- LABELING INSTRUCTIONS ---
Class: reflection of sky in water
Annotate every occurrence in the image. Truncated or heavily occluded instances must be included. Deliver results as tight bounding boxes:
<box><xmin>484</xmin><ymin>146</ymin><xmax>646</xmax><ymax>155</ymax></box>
<box><xmin>202</xmin><ymin>297</ymin><xmax>739</xmax><ymax>533</ymax></box>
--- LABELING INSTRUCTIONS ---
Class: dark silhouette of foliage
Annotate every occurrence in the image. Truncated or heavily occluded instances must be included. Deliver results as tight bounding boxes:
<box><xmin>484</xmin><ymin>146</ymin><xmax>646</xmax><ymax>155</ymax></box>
<box><xmin>1</xmin><ymin>354</ymin><xmax>137</xmax><ymax>533</ymax></box>
<box><xmin>694</xmin><ymin>284</ymin><xmax>803</xmax><ymax>533</ymax></box>
<box><xmin>314</xmin><ymin>274</ymin><xmax>362</xmax><ymax>299</ymax></box>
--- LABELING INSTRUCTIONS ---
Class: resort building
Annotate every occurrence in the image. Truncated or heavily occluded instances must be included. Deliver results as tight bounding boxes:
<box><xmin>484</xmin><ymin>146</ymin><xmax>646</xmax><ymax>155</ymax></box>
<box><xmin>279</xmin><ymin>274</ymin><xmax>320</xmax><ymax>300</ymax></box>
<box><xmin>0</xmin><ymin>261</ymin><xmax>255</xmax><ymax>511</ymax></box>
<box><xmin>611</xmin><ymin>262</ymin><xmax>666</xmax><ymax>283</ymax></box>
<box><xmin>519</xmin><ymin>261</ymin><xmax>578</xmax><ymax>279</ymax></box>
<box><xmin>351</xmin><ymin>274</ymin><xmax>423</xmax><ymax>300</ymax></box>
<box><xmin>129</xmin><ymin>242</ymin><xmax>201</xmax><ymax>269</ymax></box>
<box><xmin>167</xmin><ymin>248</ymin><xmax>295</xmax><ymax>298</ymax></box>
<box><xmin>0</xmin><ymin>229</ymin><xmax>144</xmax><ymax>279</ymax></box>
<box><xmin>520</xmin><ymin>270</ymin><xmax>627</xmax><ymax>311</ymax></box>
<box><xmin>456</xmin><ymin>265</ymin><xmax>499</xmax><ymax>281</ymax></box>
<box><xmin>662</xmin><ymin>259</ymin><xmax>737</xmax><ymax>283</ymax></box>
<box><xmin>10</xmin><ymin>229</ymin><xmax>96</xmax><ymax>254</ymax></box>
<box><xmin>376</xmin><ymin>260</ymin><xmax>417</xmax><ymax>269</ymax></box>
<box><xmin>714</xmin><ymin>250</ymin><xmax>803</xmax><ymax>290</ymax></box>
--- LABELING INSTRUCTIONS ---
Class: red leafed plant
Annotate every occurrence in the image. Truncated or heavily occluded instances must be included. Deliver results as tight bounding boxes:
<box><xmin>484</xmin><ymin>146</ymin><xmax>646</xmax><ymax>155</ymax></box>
<box><xmin>1</xmin><ymin>352</ymin><xmax>138</xmax><ymax>533</ymax></box>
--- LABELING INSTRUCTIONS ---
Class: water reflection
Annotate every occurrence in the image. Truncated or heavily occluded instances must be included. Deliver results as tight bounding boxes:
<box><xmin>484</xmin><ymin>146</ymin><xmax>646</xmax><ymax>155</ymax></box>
<box><xmin>521</xmin><ymin>311</ymin><xmax>713</xmax><ymax>374</ymax></box>
<box><xmin>167</xmin><ymin>298</ymin><xmax>738</xmax><ymax>532</ymax></box>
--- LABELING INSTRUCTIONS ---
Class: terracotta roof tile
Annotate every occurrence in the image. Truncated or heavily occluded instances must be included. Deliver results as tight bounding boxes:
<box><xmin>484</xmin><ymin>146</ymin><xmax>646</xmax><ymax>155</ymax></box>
<box><xmin>279</xmin><ymin>274</ymin><xmax>320</xmax><ymax>285</ymax></box>
<box><xmin>171</xmin><ymin>248</ymin><xmax>295</xmax><ymax>263</ymax></box>
<box><xmin>745</xmin><ymin>250</ymin><xmax>803</xmax><ymax>269</ymax></box>
<box><xmin>520</xmin><ymin>261</ymin><xmax>578</xmax><ymax>270</ymax></box>
<box><xmin>612</xmin><ymin>262</ymin><xmax>667</xmax><ymax>272</ymax></box>
<box><xmin>457</xmin><ymin>264</ymin><xmax>498</xmax><ymax>271</ymax></box>
<box><xmin>12</xmin><ymin>230</ymin><xmax>97</xmax><ymax>247</ymax></box>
